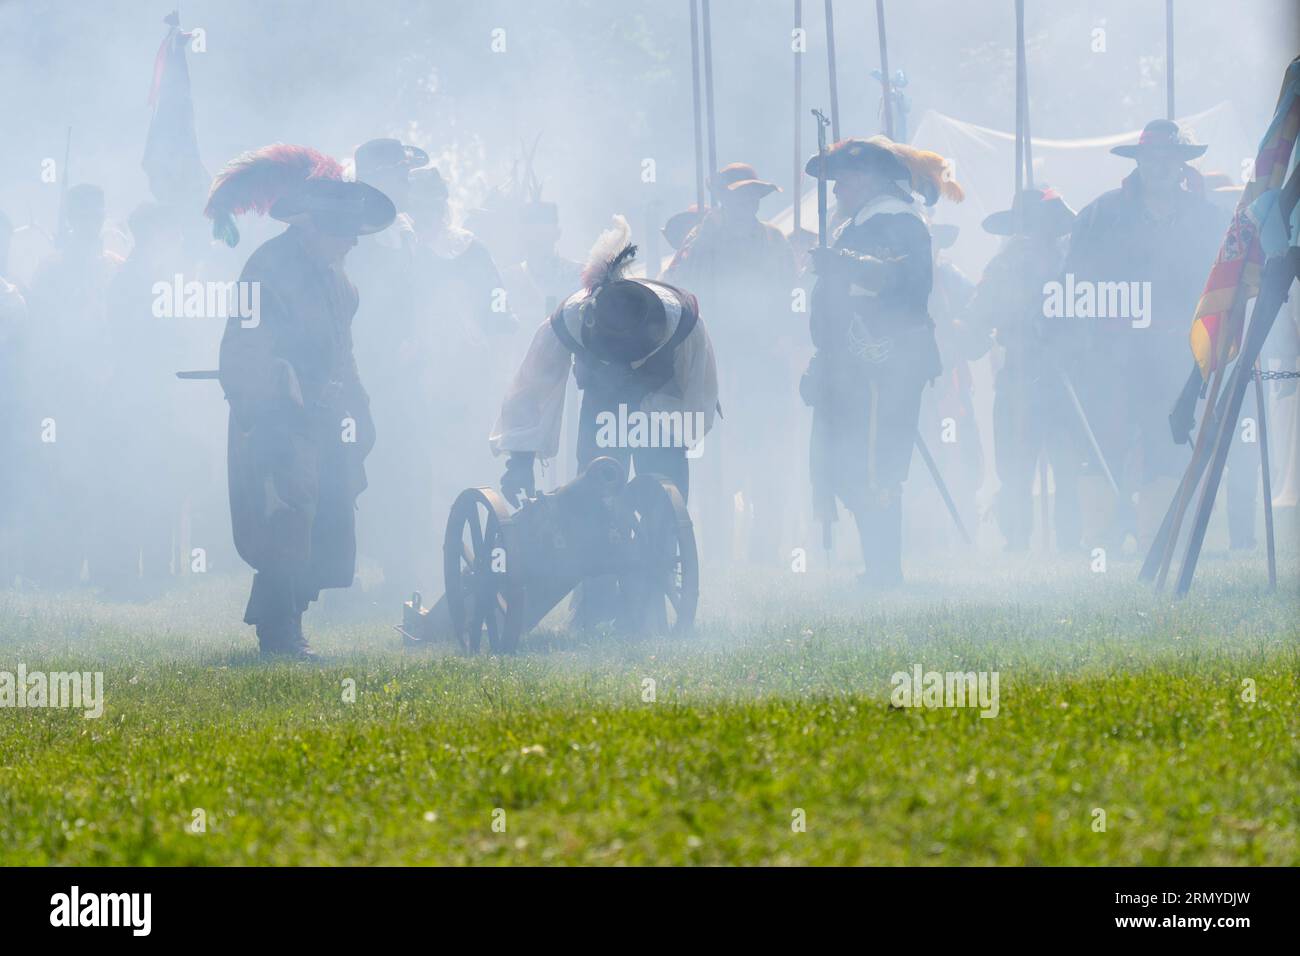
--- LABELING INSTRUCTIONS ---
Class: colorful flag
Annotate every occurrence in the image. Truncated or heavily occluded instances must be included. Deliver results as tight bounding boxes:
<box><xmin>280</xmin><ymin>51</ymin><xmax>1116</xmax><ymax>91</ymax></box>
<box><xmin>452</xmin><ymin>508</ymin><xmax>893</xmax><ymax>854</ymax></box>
<box><xmin>142</xmin><ymin>12</ymin><xmax>209</xmax><ymax>207</ymax></box>
<box><xmin>1190</xmin><ymin>57</ymin><xmax>1300</xmax><ymax>380</ymax></box>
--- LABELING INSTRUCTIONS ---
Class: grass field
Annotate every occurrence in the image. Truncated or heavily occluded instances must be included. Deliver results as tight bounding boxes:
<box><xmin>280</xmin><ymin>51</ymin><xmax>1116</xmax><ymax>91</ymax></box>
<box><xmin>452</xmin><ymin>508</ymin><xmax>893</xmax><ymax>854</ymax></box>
<box><xmin>0</xmin><ymin>553</ymin><xmax>1296</xmax><ymax>865</ymax></box>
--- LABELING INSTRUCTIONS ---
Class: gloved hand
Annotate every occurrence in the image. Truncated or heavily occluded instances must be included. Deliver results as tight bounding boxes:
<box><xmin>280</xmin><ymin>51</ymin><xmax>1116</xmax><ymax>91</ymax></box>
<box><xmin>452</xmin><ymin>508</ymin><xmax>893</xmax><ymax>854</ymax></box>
<box><xmin>1168</xmin><ymin>404</ymin><xmax>1196</xmax><ymax>446</ymax></box>
<box><xmin>500</xmin><ymin>452</ymin><xmax>536</xmax><ymax>507</ymax></box>
<box><xmin>1168</xmin><ymin>365</ymin><xmax>1203</xmax><ymax>446</ymax></box>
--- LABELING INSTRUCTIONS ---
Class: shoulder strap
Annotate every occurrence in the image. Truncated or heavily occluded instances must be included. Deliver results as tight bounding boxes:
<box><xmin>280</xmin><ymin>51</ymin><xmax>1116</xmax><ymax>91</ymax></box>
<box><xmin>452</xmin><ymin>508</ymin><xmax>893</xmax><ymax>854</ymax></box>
<box><xmin>639</xmin><ymin>280</ymin><xmax>698</xmax><ymax>355</ymax></box>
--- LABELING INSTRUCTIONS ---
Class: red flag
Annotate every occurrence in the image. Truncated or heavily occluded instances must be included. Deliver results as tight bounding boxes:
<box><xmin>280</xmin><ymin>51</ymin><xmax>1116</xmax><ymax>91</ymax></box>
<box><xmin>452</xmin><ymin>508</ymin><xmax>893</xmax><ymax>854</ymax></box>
<box><xmin>1190</xmin><ymin>58</ymin><xmax>1300</xmax><ymax>379</ymax></box>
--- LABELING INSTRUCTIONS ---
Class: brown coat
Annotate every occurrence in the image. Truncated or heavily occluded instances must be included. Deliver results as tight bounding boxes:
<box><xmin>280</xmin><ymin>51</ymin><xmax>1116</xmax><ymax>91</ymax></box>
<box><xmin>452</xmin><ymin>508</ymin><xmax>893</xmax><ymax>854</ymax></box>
<box><xmin>218</xmin><ymin>226</ymin><xmax>374</xmax><ymax>590</ymax></box>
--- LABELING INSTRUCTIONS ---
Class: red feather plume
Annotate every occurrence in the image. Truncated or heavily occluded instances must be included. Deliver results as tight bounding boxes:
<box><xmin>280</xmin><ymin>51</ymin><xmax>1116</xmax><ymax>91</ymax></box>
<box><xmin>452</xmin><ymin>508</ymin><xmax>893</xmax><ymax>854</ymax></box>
<box><xmin>204</xmin><ymin>144</ymin><xmax>343</xmax><ymax>246</ymax></box>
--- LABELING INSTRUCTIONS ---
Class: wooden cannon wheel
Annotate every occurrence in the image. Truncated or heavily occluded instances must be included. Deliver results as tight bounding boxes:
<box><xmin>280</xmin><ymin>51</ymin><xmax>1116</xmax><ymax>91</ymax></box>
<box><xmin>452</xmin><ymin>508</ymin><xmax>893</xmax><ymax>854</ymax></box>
<box><xmin>443</xmin><ymin>487</ymin><xmax>525</xmax><ymax>654</ymax></box>
<box><xmin>617</xmin><ymin>474</ymin><xmax>699</xmax><ymax>635</ymax></box>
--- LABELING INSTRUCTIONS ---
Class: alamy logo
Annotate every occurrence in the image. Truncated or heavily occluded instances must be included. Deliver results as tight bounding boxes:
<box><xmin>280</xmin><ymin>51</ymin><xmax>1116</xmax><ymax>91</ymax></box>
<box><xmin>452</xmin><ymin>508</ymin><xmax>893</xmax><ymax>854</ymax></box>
<box><xmin>0</xmin><ymin>665</ymin><xmax>103</xmax><ymax>718</ymax></box>
<box><xmin>151</xmin><ymin>275</ymin><xmax>260</xmax><ymax>327</ymax></box>
<box><xmin>890</xmin><ymin>665</ymin><xmax>1000</xmax><ymax>718</ymax></box>
<box><xmin>1042</xmin><ymin>273</ymin><xmax>1151</xmax><ymax>328</ymax></box>
<box><xmin>594</xmin><ymin>403</ymin><xmax>706</xmax><ymax>450</ymax></box>
<box><xmin>50</xmin><ymin>886</ymin><xmax>151</xmax><ymax>936</ymax></box>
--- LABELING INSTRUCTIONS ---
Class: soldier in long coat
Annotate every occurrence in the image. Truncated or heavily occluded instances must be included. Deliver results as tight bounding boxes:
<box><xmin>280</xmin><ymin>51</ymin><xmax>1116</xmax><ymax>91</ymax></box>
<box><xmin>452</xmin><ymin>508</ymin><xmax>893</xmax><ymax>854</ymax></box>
<box><xmin>663</xmin><ymin>163</ymin><xmax>798</xmax><ymax>566</ymax></box>
<box><xmin>206</xmin><ymin>146</ymin><xmax>396</xmax><ymax>657</ymax></box>
<box><xmin>965</xmin><ymin>187</ymin><xmax>1083</xmax><ymax>552</ymax></box>
<box><xmin>801</xmin><ymin>137</ymin><xmax>962</xmax><ymax>586</ymax></box>
<box><xmin>1064</xmin><ymin>119</ymin><xmax>1225</xmax><ymax>548</ymax></box>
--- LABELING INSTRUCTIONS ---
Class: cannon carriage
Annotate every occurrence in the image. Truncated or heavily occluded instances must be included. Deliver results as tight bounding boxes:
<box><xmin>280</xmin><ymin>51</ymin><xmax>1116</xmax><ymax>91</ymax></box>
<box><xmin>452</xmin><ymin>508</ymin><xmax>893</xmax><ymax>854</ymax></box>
<box><xmin>399</xmin><ymin>457</ymin><xmax>698</xmax><ymax>653</ymax></box>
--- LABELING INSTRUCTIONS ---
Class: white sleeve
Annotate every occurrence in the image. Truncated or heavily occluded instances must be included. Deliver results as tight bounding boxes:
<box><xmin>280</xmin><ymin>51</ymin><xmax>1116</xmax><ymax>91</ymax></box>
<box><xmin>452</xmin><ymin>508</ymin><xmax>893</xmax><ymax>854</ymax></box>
<box><xmin>640</xmin><ymin>318</ymin><xmax>719</xmax><ymax>442</ymax></box>
<box><xmin>488</xmin><ymin>317</ymin><xmax>573</xmax><ymax>459</ymax></box>
<box><xmin>0</xmin><ymin>280</ymin><xmax>25</xmax><ymax>338</ymax></box>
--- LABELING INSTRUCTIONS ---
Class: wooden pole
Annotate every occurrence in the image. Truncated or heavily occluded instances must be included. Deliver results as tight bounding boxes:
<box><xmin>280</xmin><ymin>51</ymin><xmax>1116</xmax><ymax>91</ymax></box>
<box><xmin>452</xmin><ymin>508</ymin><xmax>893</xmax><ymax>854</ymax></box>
<box><xmin>794</xmin><ymin>0</ymin><xmax>803</xmax><ymax>235</ymax></box>
<box><xmin>1166</xmin><ymin>0</ymin><xmax>1176</xmax><ymax>120</ymax></box>
<box><xmin>1150</xmin><ymin>346</ymin><xmax>1229</xmax><ymax>589</ymax></box>
<box><xmin>824</xmin><ymin>0</ymin><xmax>840</xmax><ymax>140</ymax></box>
<box><xmin>1253</xmin><ymin>362</ymin><xmax>1278</xmax><ymax>590</ymax></box>
<box><xmin>1020</xmin><ymin>44</ymin><xmax>1034</xmax><ymax>185</ymax></box>
<box><xmin>875</xmin><ymin>0</ymin><xmax>892</xmax><ymax>139</ymax></box>
<box><xmin>702</xmin><ymin>0</ymin><xmax>719</xmax><ymax>203</ymax></box>
<box><xmin>1014</xmin><ymin>0</ymin><xmax>1025</xmax><ymax>204</ymax></box>
<box><xmin>1174</xmin><ymin>250</ymin><xmax>1299</xmax><ymax>596</ymax></box>
<box><xmin>1013</xmin><ymin>1</ymin><xmax>1045</xmax><ymax>546</ymax></box>
<box><xmin>689</xmin><ymin>0</ymin><xmax>706</xmax><ymax>212</ymax></box>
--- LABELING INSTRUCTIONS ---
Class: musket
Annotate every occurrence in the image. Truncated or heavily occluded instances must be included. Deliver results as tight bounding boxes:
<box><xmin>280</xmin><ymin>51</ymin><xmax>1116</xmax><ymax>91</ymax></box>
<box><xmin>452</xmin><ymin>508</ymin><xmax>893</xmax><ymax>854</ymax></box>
<box><xmin>176</xmin><ymin>370</ymin><xmax>220</xmax><ymax>380</ymax></box>
<box><xmin>1165</xmin><ymin>0</ymin><xmax>1176</xmax><ymax>120</ymax></box>
<box><xmin>913</xmin><ymin>431</ymin><xmax>972</xmax><ymax>547</ymax></box>
<box><xmin>811</xmin><ymin>107</ymin><xmax>832</xmax><ymax>556</ymax></box>
<box><xmin>823</xmin><ymin>1</ymin><xmax>840</xmax><ymax>141</ymax></box>
<box><xmin>688</xmin><ymin>0</ymin><xmax>706</xmax><ymax>212</ymax></box>
<box><xmin>792</xmin><ymin>0</ymin><xmax>803</xmax><ymax>236</ymax></box>
<box><xmin>1056</xmin><ymin>363</ymin><xmax>1119</xmax><ymax>496</ymax></box>
<box><xmin>812</xmin><ymin>108</ymin><xmax>830</xmax><ymax>247</ymax></box>
<box><xmin>701</xmin><ymin>0</ymin><xmax>718</xmax><ymax>205</ymax></box>
<box><xmin>874</xmin><ymin>0</ymin><xmax>891</xmax><ymax>139</ymax></box>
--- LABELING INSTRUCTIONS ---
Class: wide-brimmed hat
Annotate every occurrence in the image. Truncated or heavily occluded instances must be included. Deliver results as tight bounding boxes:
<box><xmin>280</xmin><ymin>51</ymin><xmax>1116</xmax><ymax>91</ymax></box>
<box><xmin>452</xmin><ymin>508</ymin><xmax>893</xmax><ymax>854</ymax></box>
<box><xmin>662</xmin><ymin>204</ymin><xmax>704</xmax><ymax>249</ymax></box>
<box><xmin>1110</xmin><ymin>119</ymin><xmax>1207</xmax><ymax>161</ymax></box>
<box><xmin>354</xmin><ymin>138</ymin><xmax>431</xmax><ymax>179</ymax></box>
<box><xmin>804</xmin><ymin>137</ymin><xmax>909</xmax><ymax>183</ymax></box>
<box><xmin>271</xmin><ymin>178</ymin><xmax>397</xmax><ymax>237</ymax></box>
<box><xmin>409</xmin><ymin>165</ymin><xmax>449</xmax><ymax>201</ymax></box>
<box><xmin>712</xmin><ymin>162</ymin><xmax>781</xmax><ymax>197</ymax></box>
<box><xmin>581</xmin><ymin>279</ymin><xmax>667</xmax><ymax>363</ymax></box>
<box><xmin>981</xmin><ymin>186</ymin><xmax>1076</xmax><ymax>237</ymax></box>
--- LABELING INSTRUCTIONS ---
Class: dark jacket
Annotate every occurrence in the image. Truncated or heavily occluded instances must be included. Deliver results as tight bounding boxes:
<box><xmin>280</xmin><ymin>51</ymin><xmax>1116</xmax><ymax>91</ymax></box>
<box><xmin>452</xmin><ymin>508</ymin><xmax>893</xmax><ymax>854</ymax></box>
<box><xmin>804</xmin><ymin>190</ymin><xmax>941</xmax><ymax>517</ymax></box>
<box><xmin>218</xmin><ymin>226</ymin><xmax>373</xmax><ymax>586</ymax></box>
<box><xmin>1065</xmin><ymin>170</ymin><xmax>1224</xmax><ymax>387</ymax></box>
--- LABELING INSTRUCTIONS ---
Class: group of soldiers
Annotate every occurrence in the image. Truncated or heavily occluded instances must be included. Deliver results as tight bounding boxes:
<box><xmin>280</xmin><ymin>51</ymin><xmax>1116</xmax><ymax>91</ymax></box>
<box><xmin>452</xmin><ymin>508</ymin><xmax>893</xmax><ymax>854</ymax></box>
<box><xmin>0</xmin><ymin>109</ymin><xmax>1283</xmax><ymax>657</ymax></box>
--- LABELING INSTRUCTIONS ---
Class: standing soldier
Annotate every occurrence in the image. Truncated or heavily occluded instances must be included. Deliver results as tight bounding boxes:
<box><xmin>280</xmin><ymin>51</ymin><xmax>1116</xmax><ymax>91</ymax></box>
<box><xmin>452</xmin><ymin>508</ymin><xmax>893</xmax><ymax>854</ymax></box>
<box><xmin>491</xmin><ymin>215</ymin><xmax>718</xmax><ymax>506</ymax></box>
<box><xmin>660</xmin><ymin>205</ymin><xmax>704</xmax><ymax>257</ymax></box>
<box><xmin>801</xmin><ymin>137</ymin><xmax>961</xmax><ymax>586</ymax></box>
<box><xmin>966</xmin><ymin>187</ymin><xmax>1082</xmax><ymax>552</ymax></box>
<box><xmin>206</xmin><ymin>145</ymin><xmax>396</xmax><ymax>657</ymax></box>
<box><xmin>1064</xmin><ymin>120</ymin><xmax>1224</xmax><ymax>550</ymax></box>
<box><xmin>663</xmin><ymin>163</ymin><xmax>797</xmax><ymax>565</ymax></box>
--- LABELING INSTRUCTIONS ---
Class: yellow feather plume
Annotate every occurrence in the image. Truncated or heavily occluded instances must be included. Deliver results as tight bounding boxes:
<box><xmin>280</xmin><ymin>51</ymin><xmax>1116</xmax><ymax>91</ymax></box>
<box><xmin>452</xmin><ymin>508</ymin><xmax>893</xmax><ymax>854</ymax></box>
<box><xmin>888</xmin><ymin>142</ymin><xmax>965</xmax><ymax>205</ymax></box>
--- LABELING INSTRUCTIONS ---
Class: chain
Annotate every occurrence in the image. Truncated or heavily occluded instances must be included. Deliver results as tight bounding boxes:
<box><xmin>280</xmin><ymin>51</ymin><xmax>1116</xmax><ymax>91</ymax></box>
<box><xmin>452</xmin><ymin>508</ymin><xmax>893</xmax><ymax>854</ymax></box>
<box><xmin>1255</xmin><ymin>369</ymin><xmax>1300</xmax><ymax>381</ymax></box>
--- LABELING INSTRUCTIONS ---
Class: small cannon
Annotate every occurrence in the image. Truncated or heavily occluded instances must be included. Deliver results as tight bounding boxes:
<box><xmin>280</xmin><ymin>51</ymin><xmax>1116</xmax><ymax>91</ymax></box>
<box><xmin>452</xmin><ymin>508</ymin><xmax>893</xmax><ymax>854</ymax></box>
<box><xmin>399</xmin><ymin>457</ymin><xmax>698</xmax><ymax>654</ymax></box>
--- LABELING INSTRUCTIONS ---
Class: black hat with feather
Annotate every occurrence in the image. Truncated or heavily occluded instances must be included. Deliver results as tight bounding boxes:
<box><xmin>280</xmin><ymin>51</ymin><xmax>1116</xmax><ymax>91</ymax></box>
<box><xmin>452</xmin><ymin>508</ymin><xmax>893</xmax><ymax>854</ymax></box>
<box><xmin>577</xmin><ymin>215</ymin><xmax>667</xmax><ymax>363</ymax></box>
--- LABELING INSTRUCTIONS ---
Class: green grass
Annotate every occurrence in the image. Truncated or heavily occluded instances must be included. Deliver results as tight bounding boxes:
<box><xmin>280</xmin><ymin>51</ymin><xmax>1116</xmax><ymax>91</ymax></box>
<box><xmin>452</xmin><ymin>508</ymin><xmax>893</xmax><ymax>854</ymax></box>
<box><xmin>0</xmin><ymin>554</ymin><xmax>1296</xmax><ymax>865</ymax></box>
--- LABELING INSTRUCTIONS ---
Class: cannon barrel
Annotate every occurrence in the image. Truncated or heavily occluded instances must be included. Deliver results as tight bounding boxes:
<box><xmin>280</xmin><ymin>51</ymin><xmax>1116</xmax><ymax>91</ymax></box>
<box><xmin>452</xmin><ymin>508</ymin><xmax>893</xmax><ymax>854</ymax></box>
<box><xmin>548</xmin><ymin>455</ymin><xmax>626</xmax><ymax>506</ymax></box>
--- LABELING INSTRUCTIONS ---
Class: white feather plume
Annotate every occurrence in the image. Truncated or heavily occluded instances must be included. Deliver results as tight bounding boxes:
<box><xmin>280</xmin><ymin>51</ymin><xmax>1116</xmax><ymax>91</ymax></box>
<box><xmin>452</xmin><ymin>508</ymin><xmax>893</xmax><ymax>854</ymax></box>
<box><xmin>581</xmin><ymin>214</ymin><xmax>637</xmax><ymax>290</ymax></box>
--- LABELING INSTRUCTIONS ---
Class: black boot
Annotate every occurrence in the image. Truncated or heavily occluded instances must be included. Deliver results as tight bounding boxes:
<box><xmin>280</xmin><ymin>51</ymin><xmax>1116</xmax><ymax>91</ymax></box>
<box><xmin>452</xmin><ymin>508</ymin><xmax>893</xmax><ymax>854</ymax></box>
<box><xmin>257</xmin><ymin>612</ymin><xmax>316</xmax><ymax>660</ymax></box>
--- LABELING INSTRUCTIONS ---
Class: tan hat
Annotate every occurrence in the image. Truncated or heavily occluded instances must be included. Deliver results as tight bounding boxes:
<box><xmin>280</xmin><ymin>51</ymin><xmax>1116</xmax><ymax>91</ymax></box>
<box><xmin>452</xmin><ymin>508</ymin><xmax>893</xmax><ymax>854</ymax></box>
<box><xmin>712</xmin><ymin>163</ymin><xmax>781</xmax><ymax>197</ymax></box>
